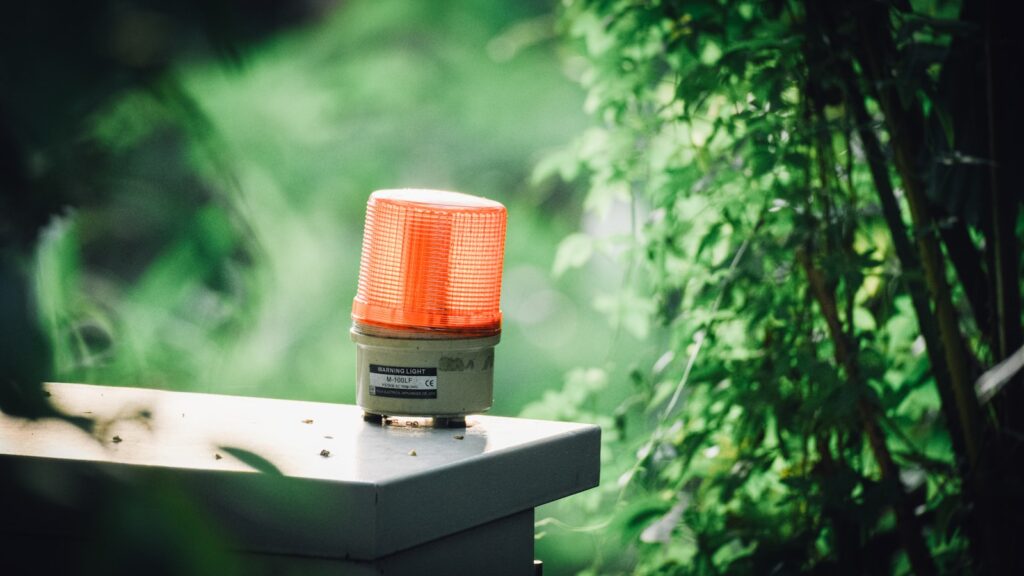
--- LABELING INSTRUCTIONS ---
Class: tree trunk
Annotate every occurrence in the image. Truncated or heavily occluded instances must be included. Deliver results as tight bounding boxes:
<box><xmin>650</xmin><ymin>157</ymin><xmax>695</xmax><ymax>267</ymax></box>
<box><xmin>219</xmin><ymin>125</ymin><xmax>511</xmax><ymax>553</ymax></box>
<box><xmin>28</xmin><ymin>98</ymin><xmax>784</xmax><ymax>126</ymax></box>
<box><xmin>843</xmin><ymin>0</ymin><xmax>984</xmax><ymax>469</ymax></box>
<box><xmin>810</xmin><ymin>0</ymin><xmax>977</xmax><ymax>470</ymax></box>
<box><xmin>980</xmin><ymin>1</ymin><xmax>1024</xmax><ymax>573</ymax></box>
<box><xmin>798</xmin><ymin>248</ymin><xmax>937</xmax><ymax>576</ymax></box>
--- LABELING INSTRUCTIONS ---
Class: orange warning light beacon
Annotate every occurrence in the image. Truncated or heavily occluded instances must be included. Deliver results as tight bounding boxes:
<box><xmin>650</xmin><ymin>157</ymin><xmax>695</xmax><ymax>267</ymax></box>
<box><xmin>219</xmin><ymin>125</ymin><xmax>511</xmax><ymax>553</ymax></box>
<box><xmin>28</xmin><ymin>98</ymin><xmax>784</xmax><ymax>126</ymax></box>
<box><xmin>351</xmin><ymin>189</ymin><xmax>507</xmax><ymax>426</ymax></box>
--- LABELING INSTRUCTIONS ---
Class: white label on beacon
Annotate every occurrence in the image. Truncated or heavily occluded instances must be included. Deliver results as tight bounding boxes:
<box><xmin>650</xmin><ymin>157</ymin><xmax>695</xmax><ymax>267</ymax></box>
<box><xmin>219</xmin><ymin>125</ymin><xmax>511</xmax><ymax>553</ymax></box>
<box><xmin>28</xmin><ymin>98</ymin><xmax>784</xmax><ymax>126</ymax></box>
<box><xmin>368</xmin><ymin>364</ymin><xmax>438</xmax><ymax>399</ymax></box>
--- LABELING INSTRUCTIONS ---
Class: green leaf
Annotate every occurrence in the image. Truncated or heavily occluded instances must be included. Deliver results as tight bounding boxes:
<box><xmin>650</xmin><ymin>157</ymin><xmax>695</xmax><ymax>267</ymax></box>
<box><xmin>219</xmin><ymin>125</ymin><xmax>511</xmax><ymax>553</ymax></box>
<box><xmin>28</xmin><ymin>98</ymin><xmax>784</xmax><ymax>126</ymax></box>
<box><xmin>853</xmin><ymin>307</ymin><xmax>877</xmax><ymax>332</ymax></box>
<box><xmin>594</xmin><ymin>290</ymin><xmax>655</xmax><ymax>339</ymax></box>
<box><xmin>613</xmin><ymin>496</ymin><xmax>674</xmax><ymax>545</ymax></box>
<box><xmin>552</xmin><ymin>233</ymin><xmax>594</xmax><ymax>277</ymax></box>
<box><xmin>699</xmin><ymin>40</ymin><xmax>723</xmax><ymax>67</ymax></box>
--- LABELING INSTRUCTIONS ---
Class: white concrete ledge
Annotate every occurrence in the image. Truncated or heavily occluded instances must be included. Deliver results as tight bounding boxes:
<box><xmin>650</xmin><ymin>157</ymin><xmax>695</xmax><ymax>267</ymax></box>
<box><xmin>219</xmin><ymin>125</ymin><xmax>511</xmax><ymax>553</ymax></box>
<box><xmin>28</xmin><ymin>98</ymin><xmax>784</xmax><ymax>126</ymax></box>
<box><xmin>0</xmin><ymin>383</ymin><xmax>600</xmax><ymax>570</ymax></box>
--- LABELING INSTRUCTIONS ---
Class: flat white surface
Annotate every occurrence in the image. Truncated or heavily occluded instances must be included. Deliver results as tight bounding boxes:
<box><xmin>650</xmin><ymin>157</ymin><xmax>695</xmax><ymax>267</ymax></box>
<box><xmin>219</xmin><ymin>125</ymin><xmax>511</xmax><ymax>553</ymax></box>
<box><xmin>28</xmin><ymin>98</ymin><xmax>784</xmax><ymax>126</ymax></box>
<box><xmin>0</xmin><ymin>383</ymin><xmax>586</xmax><ymax>482</ymax></box>
<box><xmin>0</xmin><ymin>383</ymin><xmax>600</xmax><ymax>560</ymax></box>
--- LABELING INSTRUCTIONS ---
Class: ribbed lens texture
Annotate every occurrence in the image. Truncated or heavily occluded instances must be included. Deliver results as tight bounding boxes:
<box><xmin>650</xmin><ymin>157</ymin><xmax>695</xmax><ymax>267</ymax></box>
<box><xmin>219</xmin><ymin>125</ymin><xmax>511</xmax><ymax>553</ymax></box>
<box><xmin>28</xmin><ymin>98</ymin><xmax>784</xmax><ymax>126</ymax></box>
<box><xmin>352</xmin><ymin>189</ymin><xmax>507</xmax><ymax>334</ymax></box>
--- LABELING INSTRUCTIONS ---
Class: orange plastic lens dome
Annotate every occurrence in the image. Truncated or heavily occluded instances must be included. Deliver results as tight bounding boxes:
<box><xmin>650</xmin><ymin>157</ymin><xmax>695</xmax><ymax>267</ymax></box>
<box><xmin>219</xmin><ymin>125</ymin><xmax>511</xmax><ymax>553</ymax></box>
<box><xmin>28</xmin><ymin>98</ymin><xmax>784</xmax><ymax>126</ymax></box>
<box><xmin>352</xmin><ymin>189</ymin><xmax>507</xmax><ymax>335</ymax></box>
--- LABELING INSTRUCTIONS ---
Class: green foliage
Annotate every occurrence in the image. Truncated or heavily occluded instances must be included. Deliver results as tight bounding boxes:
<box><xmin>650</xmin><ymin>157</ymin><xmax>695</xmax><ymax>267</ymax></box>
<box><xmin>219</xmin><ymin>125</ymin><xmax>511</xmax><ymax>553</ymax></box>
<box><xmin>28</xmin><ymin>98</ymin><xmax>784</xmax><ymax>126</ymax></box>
<box><xmin>538</xmin><ymin>0</ymin><xmax>1005</xmax><ymax>573</ymax></box>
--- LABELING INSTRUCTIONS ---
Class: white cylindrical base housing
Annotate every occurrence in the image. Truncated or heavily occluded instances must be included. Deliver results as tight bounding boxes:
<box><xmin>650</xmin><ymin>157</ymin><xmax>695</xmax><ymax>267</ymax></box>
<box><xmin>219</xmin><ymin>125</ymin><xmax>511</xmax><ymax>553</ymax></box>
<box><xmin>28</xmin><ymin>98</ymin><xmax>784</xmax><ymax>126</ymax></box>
<box><xmin>351</xmin><ymin>328</ymin><xmax>499</xmax><ymax>417</ymax></box>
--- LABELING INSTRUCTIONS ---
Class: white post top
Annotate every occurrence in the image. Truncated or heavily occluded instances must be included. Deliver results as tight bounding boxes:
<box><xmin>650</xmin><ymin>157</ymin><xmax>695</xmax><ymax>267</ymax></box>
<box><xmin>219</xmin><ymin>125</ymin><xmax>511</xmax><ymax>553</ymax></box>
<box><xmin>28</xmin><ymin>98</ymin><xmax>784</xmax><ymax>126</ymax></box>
<box><xmin>0</xmin><ymin>383</ymin><xmax>600</xmax><ymax>560</ymax></box>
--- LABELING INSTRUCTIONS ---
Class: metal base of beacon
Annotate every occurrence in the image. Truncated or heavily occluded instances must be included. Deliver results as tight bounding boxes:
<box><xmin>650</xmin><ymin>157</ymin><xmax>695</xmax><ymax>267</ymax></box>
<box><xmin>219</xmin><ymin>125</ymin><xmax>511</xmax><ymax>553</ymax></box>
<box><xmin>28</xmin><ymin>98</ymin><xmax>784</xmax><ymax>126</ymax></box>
<box><xmin>352</xmin><ymin>327</ymin><xmax>500</xmax><ymax>421</ymax></box>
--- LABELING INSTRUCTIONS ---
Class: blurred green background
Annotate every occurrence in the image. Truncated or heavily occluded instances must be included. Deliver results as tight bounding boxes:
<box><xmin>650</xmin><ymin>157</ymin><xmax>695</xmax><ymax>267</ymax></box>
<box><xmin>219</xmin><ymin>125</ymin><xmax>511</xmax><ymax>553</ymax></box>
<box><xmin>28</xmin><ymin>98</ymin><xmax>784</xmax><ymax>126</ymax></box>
<box><xmin>25</xmin><ymin>0</ymin><xmax>642</xmax><ymax>572</ymax></box>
